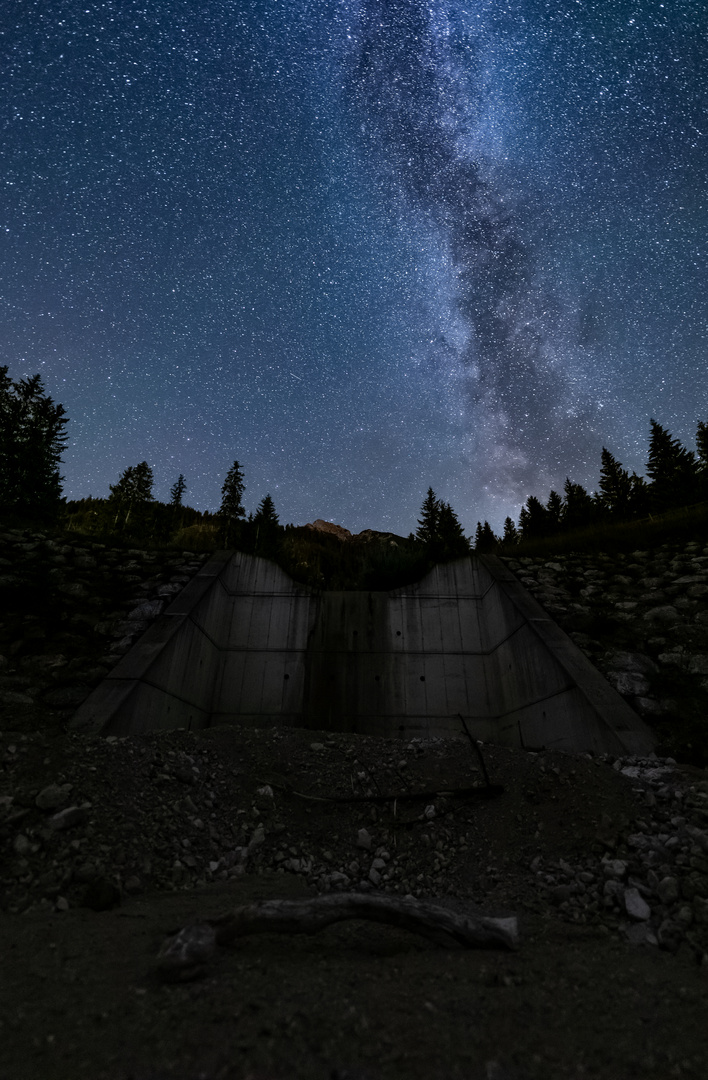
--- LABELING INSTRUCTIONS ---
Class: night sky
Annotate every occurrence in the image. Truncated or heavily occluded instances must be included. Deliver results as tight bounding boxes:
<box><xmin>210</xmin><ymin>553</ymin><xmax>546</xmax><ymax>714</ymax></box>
<box><xmin>2</xmin><ymin>0</ymin><xmax>706</xmax><ymax>534</ymax></box>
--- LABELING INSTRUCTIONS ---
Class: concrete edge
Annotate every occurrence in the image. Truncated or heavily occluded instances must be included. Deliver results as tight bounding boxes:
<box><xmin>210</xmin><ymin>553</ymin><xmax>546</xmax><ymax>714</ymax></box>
<box><xmin>70</xmin><ymin>550</ymin><xmax>235</xmax><ymax>734</ymax></box>
<box><xmin>481</xmin><ymin>554</ymin><xmax>656</xmax><ymax>756</ymax></box>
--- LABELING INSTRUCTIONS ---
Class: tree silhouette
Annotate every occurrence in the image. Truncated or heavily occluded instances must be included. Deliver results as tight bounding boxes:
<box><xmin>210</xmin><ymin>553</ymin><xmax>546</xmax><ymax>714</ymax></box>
<box><xmin>597</xmin><ymin>448</ymin><xmax>633</xmax><ymax>519</ymax></box>
<box><xmin>254</xmin><ymin>493</ymin><xmax>279</xmax><ymax>527</ymax></box>
<box><xmin>697</xmin><ymin>421</ymin><xmax>708</xmax><ymax>472</ymax></box>
<box><xmin>0</xmin><ymin>366</ymin><xmax>68</xmax><ymax>519</ymax></box>
<box><xmin>518</xmin><ymin>495</ymin><xmax>550</xmax><ymax>539</ymax></box>
<box><xmin>415</xmin><ymin>488</ymin><xmax>440</xmax><ymax>544</ymax></box>
<box><xmin>646</xmin><ymin>420</ymin><xmax>698</xmax><ymax>510</ymax></box>
<box><xmin>546</xmin><ymin>489</ymin><xmax>563</xmax><ymax>529</ymax></box>
<box><xmin>219</xmin><ymin>461</ymin><xmax>246</xmax><ymax>544</ymax></box>
<box><xmin>561</xmin><ymin>479</ymin><xmax>595</xmax><ymax>531</ymax></box>
<box><xmin>170</xmin><ymin>474</ymin><xmax>187</xmax><ymax>507</ymax></box>
<box><xmin>109</xmin><ymin>461</ymin><xmax>154</xmax><ymax>527</ymax></box>
<box><xmin>437</xmin><ymin>501</ymin><xmax>469</xmax><ymax>556</ymax></box>
<box><xmin>502</xmin><ymin>516</ymin><xmax>518</xmax><ymax>545</ymax></box>
<box><xmin>474</xmin><ymin>521</ymin><xmax>497</xmax><ymax>553</ymax></box>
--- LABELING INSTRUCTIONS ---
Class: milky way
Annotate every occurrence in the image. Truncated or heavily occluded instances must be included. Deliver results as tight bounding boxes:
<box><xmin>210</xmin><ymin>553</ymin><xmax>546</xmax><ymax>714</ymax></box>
<box><xmin>1</xmin><ymin>0</ymin><xmax>706</xmax><ymax>533</ymax></box>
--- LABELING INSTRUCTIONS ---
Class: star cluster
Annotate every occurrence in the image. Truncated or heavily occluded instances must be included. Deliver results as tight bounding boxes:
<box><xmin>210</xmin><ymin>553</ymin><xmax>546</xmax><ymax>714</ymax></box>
<box><xmin>1</xmin><ymin>0</ymin><xmax>706</xmax><ymax>533</ymax></box>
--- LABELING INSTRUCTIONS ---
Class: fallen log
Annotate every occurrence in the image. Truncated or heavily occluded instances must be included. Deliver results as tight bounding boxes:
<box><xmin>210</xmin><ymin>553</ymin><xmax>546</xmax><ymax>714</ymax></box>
<box><xmin>156</xmin><ymin>893</ymin><xmax>519</xmax><ymax>982</ymax></box>
<box><xmin>260</xmin><ymin>779</ymin><xmax>504</xmax><ymax>805</ymax></box>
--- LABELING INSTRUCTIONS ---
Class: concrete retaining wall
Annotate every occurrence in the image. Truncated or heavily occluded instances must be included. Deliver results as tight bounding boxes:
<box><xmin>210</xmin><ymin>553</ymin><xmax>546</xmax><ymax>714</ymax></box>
<box><xmin>71</xmin><ymin>551</ymin><xmax>654</xmax><ymax>755</ymax></box>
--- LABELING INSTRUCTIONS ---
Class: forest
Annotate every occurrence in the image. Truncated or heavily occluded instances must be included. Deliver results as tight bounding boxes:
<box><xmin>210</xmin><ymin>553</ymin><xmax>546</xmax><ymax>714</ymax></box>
<box><xmin>2</xmin><ymin>365</ymin><xmax>707</xmax><ymax>586</ymax></box>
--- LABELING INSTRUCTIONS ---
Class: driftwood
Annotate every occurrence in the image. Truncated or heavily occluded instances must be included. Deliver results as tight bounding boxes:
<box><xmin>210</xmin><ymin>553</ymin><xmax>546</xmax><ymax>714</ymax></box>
<box><xmin>261</xmin><ymin>779</ymin><xmax>504</xmax><ymax>805</ymax></box>
<box><xmin>156</xmin><ymin>893</ymin><xmax>519</xmax><ymax>982</ymax></box>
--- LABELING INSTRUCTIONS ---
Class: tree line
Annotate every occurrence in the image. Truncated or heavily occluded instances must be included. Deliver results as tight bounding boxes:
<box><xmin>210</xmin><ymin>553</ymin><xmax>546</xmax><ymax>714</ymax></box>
<box><xmin>473</xmin><ymin>419</ymin><xmax>708</xmax><ymax>552</ymax></box>
<box><xmin>2</xmin><ymin>367</ymin><xmax>707</xmax><ymax>556</ymax></box>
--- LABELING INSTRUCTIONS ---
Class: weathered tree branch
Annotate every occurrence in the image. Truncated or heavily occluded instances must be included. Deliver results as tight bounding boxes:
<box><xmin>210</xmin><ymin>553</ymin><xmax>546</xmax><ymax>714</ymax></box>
<box><xmin>156</xmin><ymin>894</ymin><xmax>519</xmax><ymax>982</ymax></box>
<box><xmin>260</xmin><ymin>778</ymin><xmax>503</xmax><ymax>805</ymax></box>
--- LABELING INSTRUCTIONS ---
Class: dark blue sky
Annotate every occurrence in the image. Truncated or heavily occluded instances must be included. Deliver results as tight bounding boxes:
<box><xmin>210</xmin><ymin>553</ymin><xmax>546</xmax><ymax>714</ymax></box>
<box><xmin>2</xmin><ymin>0</ymin><xmax>706</xmax><ymax>533</ymax></box>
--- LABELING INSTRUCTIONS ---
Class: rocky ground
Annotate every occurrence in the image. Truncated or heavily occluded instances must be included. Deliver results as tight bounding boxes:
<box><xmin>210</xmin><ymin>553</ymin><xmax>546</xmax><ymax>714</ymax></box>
<box><xmin>503</xmin><ymin>540</ymin><xmax>708</xmax><ymax>765</ymax></box>
<box><xmin>1</xmin><ymin>529</ymin><xmax>708</xmax><ymax>1079</ymax></box>
<box><xmin>0</xmin><ymin>527</ymin><xmax>209</xmax><ymax>737</ymax></box>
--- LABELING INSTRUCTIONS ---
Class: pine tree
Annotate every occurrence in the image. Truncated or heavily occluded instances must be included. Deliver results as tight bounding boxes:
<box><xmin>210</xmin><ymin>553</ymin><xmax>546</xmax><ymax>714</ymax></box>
<box><xmin>697</xmin><ymin>421</ymin><xmax>708</xmax><ymax>472</ymax></box>
<box><xmin>697</xmin><ymin>420</ymin><xmax>708</xmax><ymax>498</ymax></box>
<box><xmin>502</xmin><ymin>516</ymin><xmax>518</xmax><ymax>545</ymax></box>
<box><xmin>220</xmin><ymin>461</ymin><xmax>246</xmax><ymax>522</ymax></box>
<box><xmin>597</xmin><ymin>448</ymin><xmax>633</xmax><ymax>519</ymax></box>
<box><xmin>628</xmin><ymin>472</ymin><xmax>650</xmax><ymax>518</ymax></box>
<box><xmin>561</xmin><ymin>479</ymin><xmax>595</xmax><ymax>531</ymax></box>
<box><xmin>109</xmin><ymin>461</ymin><xmax>154</xmax><ymax>527</ymax></box>
<box><xmin>0</xmin><ymin>367</ymin><xmax>68</xmax><ymax>518</ymax></box>
<box><xmin>415</xmin><ymin>488</ymin><xmax>440</xmax><ymax>544</ymax></box>
<box><xmin>518</xmin><ymin>495</ymin><xmax>549</xmax><ymax>539</ymax></box>
<box><xmin>646</xmin><ymin>420</ymin><xmax>698</xmax><ymax>511</ymax></box>
<box><xmin>546</xmin><ymin>490</ymin><xmax>563</xmax><ymax>530</ymax></box>
<box><xmin>254</xmin><ymin>494</ymin><xmax>279</xmax><ymax>527</ymax></box>
<box><xmin>170</xmin><ymin>474</ymin><xmax>187</xmax><ymax>507</ymax></box>
<box><xmin>437</xmin><ymin>501</ymin><xmax>468</xmax><ymax>555</ymax></box>
<box><xmin>474</xmin><ymin>521</ymin><xmax>497</xmax><ymax>553</ymax></box>
<box><xmin>219</xmin><ymin>461</ymin><xmax>246</xmax><ymax>546</ymax></box>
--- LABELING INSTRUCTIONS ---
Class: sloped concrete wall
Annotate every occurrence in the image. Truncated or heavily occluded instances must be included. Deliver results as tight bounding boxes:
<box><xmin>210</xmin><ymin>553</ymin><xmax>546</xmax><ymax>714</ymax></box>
<box><xmin>71</xmin><ymin>551</ymin><xmax>654</xmax><ymax>755</ymax></box>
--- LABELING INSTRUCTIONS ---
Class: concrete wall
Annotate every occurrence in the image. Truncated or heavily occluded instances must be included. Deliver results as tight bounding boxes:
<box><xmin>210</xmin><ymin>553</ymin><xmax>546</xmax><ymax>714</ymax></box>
<box><xmin>71</xmin><ymin>551</ymin><xmax>654</xmax><ymax>755</ymax></box>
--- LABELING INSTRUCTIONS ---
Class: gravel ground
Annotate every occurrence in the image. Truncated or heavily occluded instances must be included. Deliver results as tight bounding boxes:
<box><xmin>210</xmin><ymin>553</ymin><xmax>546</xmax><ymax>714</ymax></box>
<box><xmin>2</xmin><ymin>723</ymin><xmax>708</xmax><ymax>1079</ymax></box>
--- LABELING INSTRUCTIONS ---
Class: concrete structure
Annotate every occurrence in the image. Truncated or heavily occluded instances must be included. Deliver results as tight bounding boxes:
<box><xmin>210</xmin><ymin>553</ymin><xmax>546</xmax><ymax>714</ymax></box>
<box><xmin>71</xmin><ymin>552</ymin><xmax>654</xmax><ymax>756</ymax></box>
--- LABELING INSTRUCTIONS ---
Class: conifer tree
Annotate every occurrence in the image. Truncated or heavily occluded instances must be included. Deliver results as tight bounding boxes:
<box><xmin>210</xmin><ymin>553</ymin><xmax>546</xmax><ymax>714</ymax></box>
<box><xmin>697</xmin><ymin>420</ymin><xmax>708</xmax><ymax>498</ymax></box>
<box><xmin>597</xmin><ymin>448</ymin><xmax>633</xmax><ymax>518</ymax></box>
<box><xmin>170</xmin><ymin>474</ymin><xmax>187</xmax><ymax>507</ymax></box>
<box><xmin>561</xmin><ymin>479</ymin><xmax>595</xmax><ymax>531</ymax></box>
<box><xmin>437</xmin><ymin>501</ymin><xmax>468</xmax><ymax>555</ymax></box>
<box><xmin>474</xmin><ymin>521</ymin><xmax>497</xmax><ymax>553</ymax></box>
<box><xmin>415</xmin><ymin>488</ymin><xmax>440</xmax><ymax>544</ymax></box>
<box><xmin>546</xmin><ymin>490</ymin><xmax>563</xmax><ymax>530</ymax></box>
<box><xmin>0</xmin><ymin>367</ymin><xmax>68</xmax><ymax>518</ymax></box>
<box><xmin>254</xmin><ymin>494</ymin><xmax>279</xmax><ymax>527</ymax></box>
<box><xmin>646</xmin><ymin>420</ymin><xmax>698</xmax><ymax>510</ymax></box>
<box><xmin>502</xmin><ymin>516</ymin><xmax>518</xmax><ymax>545</ymax></box>
<box><xmin>109</xmin><ymin>461</ymin><xmax>154</xmax><ymax>527</ymax></box>
<box><xmin>518</xmin><ymin>495</ymin><xmax>549</xmax><ymax>539</ymax></box>
<box><xmin>697</xmin><ymin>421</ymin><xmax>708</xmax><ymax>472</ymax></box>
<box><xmin>219</xmin><ymin>461</ymin><xmax>246</xmax><ymax>522</ymax></box>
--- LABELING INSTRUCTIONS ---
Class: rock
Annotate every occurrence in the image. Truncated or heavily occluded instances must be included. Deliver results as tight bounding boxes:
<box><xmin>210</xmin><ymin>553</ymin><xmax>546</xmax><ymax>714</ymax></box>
<box><xmin>58</xmin><ymin>582</ymin><xmax>90</xmax><ymax>599</ymax></box>
<box><xmin>624</xmin><ymin>922</ymin><xmax>655</xmax><ymax>946</ymax></box>
<box><xmin>603</xmin><ymin>859</ymin><xmax>628</xmax><ymax>880</ymax></box>
<box><xmin>606</xmin><ymin>671</ymin><xmax>650</xmax><ymax>697</ymax></box>
<box><xmin>624</xmin><ymin>887</ymin><xmax>651</xmax><ymax>920</ymax></box>
<box><xmin>75</xmin><ymin>862</ymin><xmax>98</xmax><ymax>883</ymax></box>
<box><xmin>49</xmin><ymin>805</ymin><xmax>88</xmax><ymax>831</ymax></box>
<box><xmin>35</xmin><ymin>783</ymin><xmax>72</xmax><ymax>810</ymax></box>
<box><xmin>604</xmin><ymin>651</ymin><xmax>658</xmax><ymax>676</ymax></box>
<box><xmin>657</xmin><ymin>918</ymin><xmax>683</xmax><ymax>952</ymax></box>
<box><xmin>126</xmin><ymin>600</ymin><xmax>164</xmax><ymax>620</ymax></box>
<box><xmin>13</xmin><ymin>833</ymin><xmax>31</xmax><ymax>855</ymax></box>
<box><xmin>43</xmin><ymin>685</ymin><xmax>91</xmax><ymax>708</ymax></box>
<box><xmin>551</xmin><ymin>885</ymin><xmax>573</xmax><ymax>904</ymax></box>
<box><xmin>643</xmin><ymin>605</ymin><xmax>680</xmax><ymax>625</ymax></box>
<box><xmin>693</xmin><ymin>896</ymin><xmax>708</xmax><ymax>925</ymax></box>
<box><xmin>254</xmin><ymin>785</ymin><xmax>275</xmax><ymax>811</ymax></box>
<box><xmin>0</xmin><ymin>690</ymin><xmax>34</xmax><ymax>705</ymax></box>
<box><xmin>356</xmin><ymin>828</ymin><xmax>372</xmax><ymax>850</ymax></box>
<box><xmin>656</xmin><ymin>876</ymin><xmax>679</xmax><ymax>904</ymax></box>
